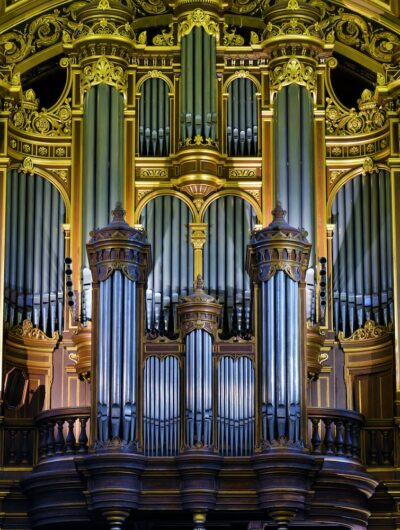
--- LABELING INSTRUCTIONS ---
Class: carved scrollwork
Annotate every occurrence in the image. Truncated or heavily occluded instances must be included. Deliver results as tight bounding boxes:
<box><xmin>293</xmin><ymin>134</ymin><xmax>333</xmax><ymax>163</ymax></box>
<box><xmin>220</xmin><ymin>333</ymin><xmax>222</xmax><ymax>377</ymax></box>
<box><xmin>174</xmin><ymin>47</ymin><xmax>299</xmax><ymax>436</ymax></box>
<box><xmin>0</xmin><ymin>2</ymin><xmax>85</xmax><ymax>65</ymax></box>
<box><xmin>8</xmin><ymin>320</ymin><xmax>59</xmax><ymax>342</ymax></box>
<box><xmin>325</xmin><ymin>89</ymin><xmax>386</xmax><ymax>136</ymax></box>
<box><xmin>270</xmin><ymin>57</ymin><xmax>316</xmax><ymax>93</ymax></box>
<box><xmin>131</xmin><ymin>0</ymin><xmax>169</xmax><ymax>16</ymax></box>
<box><xmin>152</xmin><ymin>26</ymin><xmax>174</xmax><ymax>46</ymax></box>
<box><xmin>223</xmin><ymin>25</ymin><xmax>245</xmax><ymax>46</ymax></box>
<box><xmin>338</xmin><ymin>319</ymin><xmax>393</xmax><ymax>342</ymax></box>
<box><xmin>230</xmin><ymin>0</ymin><xmax>270</xmax><ymax>15</ymax></box>
<box><xmin>81</xmin><ymin>56</ymin><xmax>128</xmax><ymax>94</ymax></box>
<box><xmin>315</xmin><ymin>1</ymin><xmax>400</xmax><ymax>63</ymax></box>
<box><xmin>177</xmin><ymin>9</ymin><xmax>219</xmax><ymax>41</ymax></box>
<box><xmin>10</xmin><ymin>89</ymin><xmax>72</xmax><ymax>137</ymax></box>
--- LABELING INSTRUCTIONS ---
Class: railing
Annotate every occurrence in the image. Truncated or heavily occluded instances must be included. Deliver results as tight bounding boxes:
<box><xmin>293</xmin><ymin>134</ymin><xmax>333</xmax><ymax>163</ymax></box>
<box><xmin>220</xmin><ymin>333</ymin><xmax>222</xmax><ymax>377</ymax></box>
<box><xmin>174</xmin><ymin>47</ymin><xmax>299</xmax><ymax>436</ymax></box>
<box><xmin>2</xmin><ymin>418</ymin><xmax>35</xmax><ymax>466</ymax></box>
<box><xmin>363</xmin><ymin>418</ymin><xmax>394</xmax><ymax>467</ymax></box>
<box><xmin>308</xmin><ymin>408</ymin><xmax>364</xmax><ymax>460</ymax></box>
<box><xmin>36</xmin><ymin>407</ymin><xmax>91</xmax><ymax>460</ymax></box>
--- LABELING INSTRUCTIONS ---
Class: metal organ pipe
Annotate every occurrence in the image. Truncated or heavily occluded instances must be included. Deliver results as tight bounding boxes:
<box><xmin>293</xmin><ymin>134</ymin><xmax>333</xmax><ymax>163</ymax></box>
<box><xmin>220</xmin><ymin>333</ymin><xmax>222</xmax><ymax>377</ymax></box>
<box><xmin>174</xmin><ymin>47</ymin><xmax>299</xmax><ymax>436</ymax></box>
<box><xmin>138</xmin><ymin>77</ymin><xmax>170</xmax><ymax>156</ymax></box>
<box><xmin>227</xmin><ymin>78</ymin><xmax>258</xmax><ymax>156</ymax></box>
<box><xmin>217</xmin><ymin>356</ymin><xmax>255</xmax><ymax>456</ymax></box>
<box><xmin>247</xmin><ymin>204</ymin><xmax>311</xmax><ymax>445</ymax></box>
<box><xmin>140</xmin><ymin>196</ymin><xmax>193</xmax><ymax>334</ymax></box>
<box><xmin>4</xmin><ymin>170</ymin><xmax>65</xmax><ymax>334</ymax></box>
<box><xmin>87</xmin><ymin>205</ymin><xmax>151</xmax><ymax>447</ymax></box>
<box><xmin>332</xmin><ymin>170</ymin><xmax>393</xmax><ymax>336</ymax></box>
<box><xmin>185</xmin><ymin>329</ymin><xmax>213</xmax><ymax>448</ymax></box>
<box><xmin>181</xmin><ymin>27</ymin><xmax>217</xmax><ymax>142</ymax></box>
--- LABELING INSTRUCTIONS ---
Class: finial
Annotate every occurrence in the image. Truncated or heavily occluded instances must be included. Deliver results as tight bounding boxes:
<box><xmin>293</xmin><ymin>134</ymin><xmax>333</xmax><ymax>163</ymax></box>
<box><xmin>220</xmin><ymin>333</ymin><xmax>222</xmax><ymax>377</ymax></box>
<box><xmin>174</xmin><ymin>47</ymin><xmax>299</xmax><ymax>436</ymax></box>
<box><xmin>194</xmin><ymin>274</ymin><xmax>205</xmax><ymax>292</ymax></box>
<box><xmin>111</xmin><ymin>202</ymin><xmax>126</xmax><ymax>223</ymax></box>
<box><xmin>271</xmin><ymin>201</ymin><xmax>287</xmax><ymax>222</ymax></box>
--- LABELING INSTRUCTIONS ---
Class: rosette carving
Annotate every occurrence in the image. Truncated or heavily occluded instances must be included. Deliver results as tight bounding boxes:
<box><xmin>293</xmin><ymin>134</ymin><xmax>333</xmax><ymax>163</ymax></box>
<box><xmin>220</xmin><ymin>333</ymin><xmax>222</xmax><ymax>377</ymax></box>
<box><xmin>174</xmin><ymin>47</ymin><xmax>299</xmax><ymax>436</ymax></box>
<box><xmin>246</xmin><ymin>203</ymin><xmax>311</xmax><ymax>284</ymax></box>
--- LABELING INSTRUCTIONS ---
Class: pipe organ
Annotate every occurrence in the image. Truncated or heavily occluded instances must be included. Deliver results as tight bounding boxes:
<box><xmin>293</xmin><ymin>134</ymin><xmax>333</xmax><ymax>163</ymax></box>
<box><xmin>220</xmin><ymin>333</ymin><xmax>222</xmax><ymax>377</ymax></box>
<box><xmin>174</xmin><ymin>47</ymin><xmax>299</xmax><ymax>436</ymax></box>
<box><xmin>4</xmin><ymin>170</ymin><xmax>65</xmax><ymax>334</ymax></box>
<box><xmin>1</xmin><ymin>0</ymin><xmax>400</xmax><ymax>528</ymax></box>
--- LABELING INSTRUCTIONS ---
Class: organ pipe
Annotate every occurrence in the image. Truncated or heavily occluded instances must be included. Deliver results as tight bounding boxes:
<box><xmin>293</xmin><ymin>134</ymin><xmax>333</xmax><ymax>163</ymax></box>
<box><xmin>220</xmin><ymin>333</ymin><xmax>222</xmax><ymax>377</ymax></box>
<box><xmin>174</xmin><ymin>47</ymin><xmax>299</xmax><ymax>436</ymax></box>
<box><xmin>177</xmin><ymin>276</ymin><xmax>220</xmax><ymax>449</ymax></box>
<box><xmin>217</xmin><ymin>356</ymin><xmax>255</xmax><ymax>456</ymax></box>
<box><xmin>82</xmin><ymin>84</ymin><xmax>124</xmax><ymax>319</ymax></box>
<box><xmin>4</xmin><ymin>170</ymin><xmax>65</xmax><ymax>334</ymax></box>
<box><xmin>143</xmin><ymin>356</ymin><xmax>180</xmax><ymax>456</ymax></box>
<box><xmin>180</xmin><ymin>27</ymin><xmax>217</xmax><ymax>142</ymax></box>
<box><xmin>274</xmin><ymin>84</ymin><xmax>315</xmax><ymax>319</ymax></box>
<box><xmin>227</xmin><ymin>78</ymin><xmax>258</xmax><ymax>156</ymax></box>
<box><xmin>246</xmin><ymin>204</ymin><xmax>311</xmax><ymax>444</ymax></box>
<box><xmin>139</xmin><ymin>77</ymin><xmax>170</xmax><ymax>156</ymax></box>
<box><xmin>87</xmin><ymin>204</ymin><xmax>151</xmax><ymax>446</ymax></box>
<box><xmin>203</xmin><ymin>196</ymin><xmax>255</xmax><ymax>335</ymax></box>
<box><xmin>140</xmin><ymin>196</ymin><xmax>193</xmax><ymax>334</ymax></box>
<box><xmin>332</xmin><ymin>170</ymin><xmax>393</xmax><ymax>336</ymax></box>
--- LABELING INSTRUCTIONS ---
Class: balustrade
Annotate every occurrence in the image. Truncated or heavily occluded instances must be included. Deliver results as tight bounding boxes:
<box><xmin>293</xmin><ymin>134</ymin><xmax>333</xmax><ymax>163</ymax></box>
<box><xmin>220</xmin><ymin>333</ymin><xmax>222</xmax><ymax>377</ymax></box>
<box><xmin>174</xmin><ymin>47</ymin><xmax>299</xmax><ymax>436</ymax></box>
<box><xmin>308</xmin><ymin>408</ymin><xmax>364</xmax><ymax>460</ymax></box>
<box><xmin>363</xmin><ymin>419</ymin><xmax>394</xmax><ymax>466</ymax></box>
<box><xmin>36</xmin><ymin>407</ymin><xmax>90</xmax><ymax>460</ymax></box>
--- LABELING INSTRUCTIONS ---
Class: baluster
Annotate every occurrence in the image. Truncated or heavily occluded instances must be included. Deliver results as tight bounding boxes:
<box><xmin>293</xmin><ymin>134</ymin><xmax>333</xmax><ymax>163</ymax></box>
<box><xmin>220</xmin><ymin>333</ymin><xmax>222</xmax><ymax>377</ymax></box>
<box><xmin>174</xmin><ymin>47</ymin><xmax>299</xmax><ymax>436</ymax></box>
<box><xmin>39</xmin><ymin>423</ymin><xmax>47</xmax><ymax>460</ymax></box>
<box><xmin>344</xmin><ymin>420</ymin><xmax>352</xmax><ymax>458</ymax></box>
<box><xmin>351</xmin><ymin>423</ymin><xmax>360</xmax><ymax>460</ymax></box>
<box><xmin>8</xmin><ymin>429</ymin><xmax>17</xmax><ymax>465</ymax></box>
<box><xmin>46</xmin><ymin>420</ymin><xmax>56</xmax><ymax>457</ymax></box>
<box><xmin>310</xmin><ymin>418</ymin><xmax>321</xmax><ymax>454</ymax></box>
<box><xmin>78</xmin><ymin>417</ymin><xmax>88</xmax><ymax>453</ymax></box>
<box><xmin>323</xmin><ymin>418</ymin><xmax>334</xmax><ymax>454</ymax></box>
<box><xmin>368</xmin><ymin>430</ymin><xmax>378</xmax><ymax>465</ymax></box>
<box><xmin>382</xmin><ymin>429</ymin><xmax>391</xmax><ymax>465</ymax></box>
<box><xmin>65</xmin><ymin>417</ymin><xmax>76</xmax><ymax>454</ymax></box>
<box><xmin>21</xmin><ymin>429</ymin><xmax>30</xmax><ymax>464</ymax></box>
<box><xmin>334</xmin><ymin>419</ymin><xmax>344</xmax><ymax>456</ymax></box>
<box><xmin>55</xmin><ymin>419</ymin><xmax>65</xmax><ymax>455</ymax></box>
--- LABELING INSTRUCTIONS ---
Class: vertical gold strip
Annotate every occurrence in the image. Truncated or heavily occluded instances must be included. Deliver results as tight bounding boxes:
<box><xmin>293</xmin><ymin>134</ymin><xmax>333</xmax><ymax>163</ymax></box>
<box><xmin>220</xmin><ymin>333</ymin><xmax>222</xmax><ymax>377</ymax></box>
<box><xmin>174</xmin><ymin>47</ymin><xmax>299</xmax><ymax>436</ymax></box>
<box><xmin>0</xmin><ymin>112</ymin><xmax>9</xmax><ymax>394</ymax></box>
<box><xmin>125</xmin><ymin>68</ymin><xmax>136</xmax><ymax>225</ymax></box>
<box><xmin>190</xmin><ymin>223</ymin><xmax>207</xmax><ymax>281</ymax></box>
<box><xmin>262</xmin><ymin>113</ymin><xmax>274</xmax><ymax>226</ymax></box>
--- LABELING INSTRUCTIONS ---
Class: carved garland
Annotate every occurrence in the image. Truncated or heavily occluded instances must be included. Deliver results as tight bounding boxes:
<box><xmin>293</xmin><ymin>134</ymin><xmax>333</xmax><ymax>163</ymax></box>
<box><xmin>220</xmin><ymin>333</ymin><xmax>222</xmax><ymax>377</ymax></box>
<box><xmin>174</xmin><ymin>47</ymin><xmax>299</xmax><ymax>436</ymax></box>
<box><xmin>80</xmin><ymin>56</ymin><xmax>128</xmax><ymax>95</ymax></box>
<box><xmin>270</xmin><ymin>57</ymin><xmax>316</xmax><ymax>93</ymax></box>
<box><xmin>177</xmin><ymin>9</ymin><xmax>219</xmax><ymax>42</ymax></box>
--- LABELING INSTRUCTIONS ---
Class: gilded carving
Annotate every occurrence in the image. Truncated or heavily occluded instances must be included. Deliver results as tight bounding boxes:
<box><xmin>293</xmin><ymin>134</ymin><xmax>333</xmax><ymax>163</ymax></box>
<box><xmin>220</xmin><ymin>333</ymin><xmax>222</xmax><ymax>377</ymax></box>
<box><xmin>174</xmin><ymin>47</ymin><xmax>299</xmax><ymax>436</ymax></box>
<box><xmin>230</xmin><ymin>0</ymin><xmax>268</xmax><ymax>15</ymax></box>
<box><xmin>326</xmin><ymin>90</ymin><xmax>386</xmax><ymax>136</ymax></box>
<box><xmin>19</xmin><ymin>157</ymin><xmax>34</xmax><ymax>175</ymax></box>
<box><xmin>328</xmin><ymin>169</ymin><xmax>345</xmax><ymax>184</ymax></box>
<box><xmin>132</xmin><ymin>0</ymin><xmax>168</xmax><ymax>16</ymax></box>
<box><xmin>338</xmin><ymin>320</ymin><xmax>392</xmax><ymax>342</ymax></box>
<box><xmin>153</xmin><ymin>26</ymin><xmax>174</xmax><ymax>46</ymax></box>
<box><xmin>362</xmin><ymin>157</ymin><xmax>377</xmax><ymax>175</ymax></box>
<box><xmin>10</xmin><ymin>89</ymin><xmax>72</xmax><ymax>137</ymax></box>
<box><xmin>0</xmin><ymin>2</ymin><xmax>85</xmax><ymax>65</ymax></box>
<box><xmin>317</xmin><ymin>2</ymin><xmax>400</xmax><ymax>63</ymax></box>
<box><xmin>177</xmin><ymin>9</ymin><xmax>219</xmax><ymax>42</ymax></box>
<box><xmin>223</xmin><ymin>25</ymin><xmax>245</xmax><ymax>46</ymax></box>
<box><xmin>270</xmin><ymin>57</ymin><xmax>316</xmax><ymax>93</ymax></box>
<box><xmin>8</xmin><ymin>320</ymin><xmax>59</xmax><ymax>342</ymax></box>
<box><xmin>229</xmin><ymin>168</ymin><xmax>256</xmax><ymax>178</ymax></box>
<box><xmin>81</xmin><ymin>56</ymin><xmax>128</xmax><ymax>95</ymax></box>
<box><xmin>139</xmin><ymin>168</ymin><xmax>168</xmax><ymax>179</ymax></box>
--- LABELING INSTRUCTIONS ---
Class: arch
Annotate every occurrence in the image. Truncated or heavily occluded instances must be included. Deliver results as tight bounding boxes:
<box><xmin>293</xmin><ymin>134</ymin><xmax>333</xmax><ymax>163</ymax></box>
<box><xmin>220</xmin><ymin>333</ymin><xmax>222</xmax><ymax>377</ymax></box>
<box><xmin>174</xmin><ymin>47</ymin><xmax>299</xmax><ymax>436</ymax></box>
<box><xmin>136</xmin><ymin>70</ymin><xmax>174</xmax><ymax>94</ymax></box>
<box><xmin>135</xmin><ymin>189</ymin><xmax>197</xmax><ymax>223</ymax></box>
<box><xmin>8</xmin><ymin>164</ymin><xmax>70</xmax><ymax>222</ymax></box>
<box><xmin>137</xmin><ymin>76</ymin><xmax>171</xmax><ymax>156</ymax></box>
<box><xmin>200</xmin><ymin>189</ymin><xmax>261</xmax><ymax>223</ymax></box>
<box><xmin>223</xmin><ymin>71</ymin><xmax>261</xmax><ymax>94</ymax></box>
<box><xmin>327</xmin><ymin>163</ymin><xmax>390</xmax><ymax>222</ymax></box>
